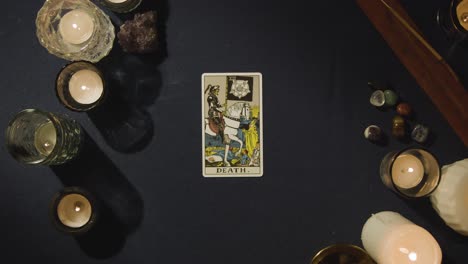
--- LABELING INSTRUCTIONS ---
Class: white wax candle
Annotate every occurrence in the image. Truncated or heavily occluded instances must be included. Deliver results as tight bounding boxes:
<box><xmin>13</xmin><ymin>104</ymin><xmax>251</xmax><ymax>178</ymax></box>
<box><xmin>34</xmin><ymin>121</ymin><xmax>57</xmax><ymax>156</ymax></box>
<box><xmin>430</xmin><ymin>159</ymin><xmax>468</xmax><ymax>235</ymax></box>
<box><xmin>58</xmin><ymin>10</ymin><xmax>95</xmax><ymax>45</ymax></box>
<box><xmin>362</xmin><ymin>211</ymin><xmax>442</xmax><ymax>264</ymax></box>
<box><xmin>57</xmin><ymin>194</ymin><xmax>92</xmax><ymax>228</ymax></box>
<box><xmin>392</xmin><ymin>154</ymin><xmax>424</xmax><ymax>189</ymax></box>
<box><xmin>68</xmin><ymin>69</ymin><xmax>104</xmax><ymax>104</ymax></box>
<box><xmin>107</xmin><ymin>0</ymin><xmax>128</xmax><ymax>3</ymax></box>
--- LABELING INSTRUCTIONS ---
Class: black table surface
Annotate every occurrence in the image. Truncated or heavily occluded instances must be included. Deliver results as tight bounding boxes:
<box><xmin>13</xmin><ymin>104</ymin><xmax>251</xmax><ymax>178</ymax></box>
<box><xmin>0</xmin><ymin>0</ymin><xmax>467</xmax><ymax>263</ymax></box>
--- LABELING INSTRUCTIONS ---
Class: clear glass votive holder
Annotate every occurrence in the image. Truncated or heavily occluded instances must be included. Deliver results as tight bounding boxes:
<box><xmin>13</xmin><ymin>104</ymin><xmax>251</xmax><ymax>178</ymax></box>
<box><xmin>36</xmin><ymin>0</ymin><xmax>115</xmax><ymax>63</ymax></box>
<box><xmin>5</xmin><ymin>109</ymin><xmax>83</xmax><ymax>165</ymax></box>
<box><xmin>380</xmin><ymin>148</ymin><xmax>441</xmax><ymax>198</ymax></box>
<box><xmin>311</xmin><ymin>244</ymin><xmax>375</xmax><ymax>264</ymax></box>
<box><xmin>56</xmin><ymin>61</ymin><xmax>106</xmax><ymax>111</ymax></box>
<box><xmin>50</xmin><ymin>187</ymin><xmax>98</xmax><ymax>235</ymax></box>
<box><xmin>99</xmin><ymin>0</ymin><xmax>142</xmax><ymax>13</ymax></box>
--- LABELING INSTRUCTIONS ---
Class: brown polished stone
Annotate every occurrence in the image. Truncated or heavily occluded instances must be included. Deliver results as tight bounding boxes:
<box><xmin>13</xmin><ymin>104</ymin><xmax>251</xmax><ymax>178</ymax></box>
<box><xmin>396</xmin><ymin>102</ymin><xmax>412</xmax><ymax>117</ymax></box>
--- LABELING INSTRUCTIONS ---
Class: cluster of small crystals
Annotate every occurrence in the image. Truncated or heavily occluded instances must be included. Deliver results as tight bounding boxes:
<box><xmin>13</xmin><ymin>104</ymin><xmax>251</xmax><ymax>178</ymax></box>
<box><xmin>366</xmin><ymin>82</ymin><xmax>430</xmax><ymax>144</ymax></box>
<box><xmin>43</xmin><ymin>114</ymin><xmax>83</xmax><ymax>165</ymax></box>
<box><xmin>118</xmin><ymin>11</ymin><xmax>158</xmax><ymax>53</ymax></box>
<box><xmin>36</xmin><ymin>0</ymin><xmax>115</xmax><ymax>63</ymax></box>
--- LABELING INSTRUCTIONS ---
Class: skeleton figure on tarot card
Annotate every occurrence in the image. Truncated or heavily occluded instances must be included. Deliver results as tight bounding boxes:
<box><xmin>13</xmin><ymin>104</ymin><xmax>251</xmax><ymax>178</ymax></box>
<box><xmin>205</xmin><ymin>85</ymin><xmax>225</xmax><ymax>141</ymax></box>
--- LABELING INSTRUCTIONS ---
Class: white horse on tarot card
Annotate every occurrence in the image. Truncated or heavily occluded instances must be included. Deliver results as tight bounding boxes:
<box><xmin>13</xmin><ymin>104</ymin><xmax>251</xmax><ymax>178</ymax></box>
<box><xmin>205</xmin><ymin>102</ymin><xmax>250</xmax><ymax>166</ymax></box>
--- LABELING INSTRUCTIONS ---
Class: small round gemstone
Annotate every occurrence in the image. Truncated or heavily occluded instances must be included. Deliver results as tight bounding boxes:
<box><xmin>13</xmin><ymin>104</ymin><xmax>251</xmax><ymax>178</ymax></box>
<box><xmin>364</xmin><ymin>125</ymin><xmax>382</xmax><ymax>141</ymax></box>
<box><xmin>370</xmin><ymin>90</ymin><xmax>386</xmax><ymax>107</ymax></box>
<box><xmin>412</xmin><ymin>124</ymin><xmax>430</xmax><ymax>143</ymax></box>
<box><xmin>384</xmin><ymin>90</ymin><xmax>399</xmax><ymax>106</ymax></box>
<box><xmin>392</xmin><ymin>115</ymin><xmax>405</xmax><ymax>126</ymax></box>
<box><xmin>392</xmin><ymin>116</ymin><xmax>405</xmax><ymax>138</ymax></box>
<box><xmin>392</xmin><ymin>126</ymin><xmax>406</xmax><ymax>138</ymax></box>
<box><xmin>396</xmin><ymin>103</ymin><xmax>412</xmax><ymax>116</ymax></box>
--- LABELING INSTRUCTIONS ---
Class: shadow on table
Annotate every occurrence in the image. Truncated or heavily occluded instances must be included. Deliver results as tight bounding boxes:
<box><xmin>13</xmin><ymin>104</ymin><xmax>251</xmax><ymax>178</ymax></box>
<box><xmin>90</xmin><ymin>0</ymin><xmax>169</xmax><ymax>153</ymax></box>
<box><xmin>403</xmin><ymin>198</ymin><xmax>468</xmax><ymax>263</ymax></box>
<box><xmin>404</xmin><ymin>198</ymin><xmax>468</xmax><ymax>242</ymax></box>
<box><xmin>50</xmin><ymin>132</ymin><xmax>144</xmax><ymax>259</ymax></box>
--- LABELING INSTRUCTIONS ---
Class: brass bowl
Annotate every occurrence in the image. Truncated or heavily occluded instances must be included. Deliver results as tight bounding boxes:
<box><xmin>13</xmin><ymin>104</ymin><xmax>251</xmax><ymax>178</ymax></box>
<box><xmin>311</xmin><ymin>244</ymin><xmax>375</xmax><ymax>264</ymax></box>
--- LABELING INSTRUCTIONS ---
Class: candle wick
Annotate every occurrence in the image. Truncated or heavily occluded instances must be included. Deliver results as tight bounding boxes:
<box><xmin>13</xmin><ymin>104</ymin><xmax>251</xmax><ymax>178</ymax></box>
<box><xmin>462</xmin><ymin>13</ymin><xmax>468</xmax><ymax>23</ymax></box>
<box><xmin>74</xmin><ymin>201</ymin><xmax>83</xmax><ymax>212</ymax></box>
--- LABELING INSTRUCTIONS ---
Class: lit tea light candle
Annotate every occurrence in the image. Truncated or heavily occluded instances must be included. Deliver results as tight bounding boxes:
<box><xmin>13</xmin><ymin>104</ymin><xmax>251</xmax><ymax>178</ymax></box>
<box><xmin>362</xmin><ymin>211</ymin><xmax>442</xmax><ymax>264</ymax></box>
<box><xmin>380</xmin><ymin>148</ymin><xmax>440</xmax><ymax>198</ymax></box>
<box><xmin>56</xmin><ymin>61</ymin><xmax>105</xmax><ymax>111</ymax></box>
<box><xmin>34</xmin><ymin>121</ymin><xmax>56</xmax><ymax>156</ymax></box>
<box><xmin>100</xmin><ymin>0</ymin><xmax>142</xmax><ymax>13</ymax></box>
<box><xmin>51</xmin><ymin>187</ymin><xmax>97</xmax><ymax>234</ymax></box>
<box><xmin>58</xmin><ymin>9</ymin><xmax>95</xmax><ymax>45</ymax></box>
<box><xmin>68</xmin><ymin>69</ymin><xmax>104</xmax><ymax>105</ymax></box>
<box><xmin>457</xmin><ymin>1</ymin><xmax>468</xmax><ymax>31</ymax></box>
<box><xmin>57</xmin><ymin>193</ymin><xmax>93</xmax><ymax>228</ymax></box>
<box><xmin>6</xmin><ymin>109</ymin><xmax>82</xmax><ymax>165</ymax></box>
<box><xmin>392</xmin><ymin>154</ymin><xmax>424</xmax><ymax>189</ymax></box>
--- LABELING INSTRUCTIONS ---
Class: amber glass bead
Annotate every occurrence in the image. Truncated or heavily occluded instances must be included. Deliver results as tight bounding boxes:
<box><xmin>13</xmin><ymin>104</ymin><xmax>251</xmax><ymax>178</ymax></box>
<box><xmin>392</xmin><ymin>116</ymin><xmax>405</xmax><ymax>138</ymax></box>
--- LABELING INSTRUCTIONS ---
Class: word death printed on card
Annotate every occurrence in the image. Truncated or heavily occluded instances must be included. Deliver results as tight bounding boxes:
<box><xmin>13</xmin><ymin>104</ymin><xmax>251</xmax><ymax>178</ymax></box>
<box><xmin>202</xmin><ymin>73</ymin><xmax>263</xmax><ymax>177</ymax></box>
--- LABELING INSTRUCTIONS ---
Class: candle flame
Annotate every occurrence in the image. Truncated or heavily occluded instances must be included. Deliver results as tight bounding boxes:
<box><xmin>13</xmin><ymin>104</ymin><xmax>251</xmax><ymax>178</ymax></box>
<box><xmin>408</xmin><ymin>167</ymin><xmax>414</xmax><ymax>173</ymax></box>
<box><xmin>462</xmin><ymin>13</ymin><xmax>468</xmax><ymax>23</ymax></box>
<box><xmin>399</xmin><ymin>248</ymin><xmax>418</xmax><ymax>262</ymax></box>
<box><xmin>74</xmin><ymin>201</ymin><xmax>83</xmax><ymax>212</ymax></box>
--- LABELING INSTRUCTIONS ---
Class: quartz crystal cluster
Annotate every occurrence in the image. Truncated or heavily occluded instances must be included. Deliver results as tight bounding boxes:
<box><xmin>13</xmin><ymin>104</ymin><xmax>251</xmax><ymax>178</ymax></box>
<box><xmin>118</xmin><ymin>11</ymin><xmax>159</xmax><ymax>53</ymax></box>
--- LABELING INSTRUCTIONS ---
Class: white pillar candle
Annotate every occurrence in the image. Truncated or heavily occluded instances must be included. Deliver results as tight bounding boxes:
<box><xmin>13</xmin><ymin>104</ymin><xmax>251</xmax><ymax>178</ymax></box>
<box><xmin>362</xmin><ymin>211</ymin><xmax>442</xmax><ymax>264</ymax></box>
<box><xmin>58</xmin><ymin>9</ymin><xmax>95</xmax><ymax>45</ymax></box>
<box><xmin>34</xmin><ymin>121</ymin><xmax>57</xmax><ymax>156</ymax></box>
<box><xmin>392</xmin><ymin>154</ymin><xmax>424</xmax><ymax>189</ymax></box>
<box><xmin>107</xmin><ymin>0</ymin><xmax>128</xmax><ymax>3</ymax></box>
<box><xmin>57</xmin><ymin>193</ymin><xmax>92</xmax><ymax>228</ymax></box>
<box><xmin>68</xmin><ymin>69</ymin><xmax>104</xmax><ymax>105</ymax></box>
<box><xmin>430</xmin><ymin>159</ymin><xmax>468</xmax><ymax>235</ymax></box>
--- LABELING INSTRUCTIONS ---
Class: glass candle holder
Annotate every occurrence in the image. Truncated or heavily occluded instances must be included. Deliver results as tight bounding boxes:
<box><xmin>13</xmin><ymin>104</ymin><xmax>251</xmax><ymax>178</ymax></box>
<box><xmin>99</xmin><ymin>0</ymin><xmax>142</xmax><ymax>13</ymax></box>
<box><xmin>380</xmin><ymin>148</ymin><xmax>441</xmax><ymax>198</ymax></box>
<box><xmin>437</xmin><ymin>0</ymin><xmax>468</xmax><ymax>42</ymax></box>
<box><xmin>50</xmin><ymin>187</ymin><xmax>98</xmax><ymax>235</ymax></box>
<box><xmin>311</xmin><ymin>244</ymin><xmax>375</xmax><ymax>264</ymax></box>
<box><xmin>361</xmin><ymin>211</ymin><xmax>442</xmax><ymax>264</ymax></box>
<box><xmin>36</xmin><ymin>0</ymin><xmax>115</xmax><ymax>63</ymax></box>
<box><xmin>5</xmin><ymin>109</ymin><xmax>82</xmax><ymax>165</ymax></box>
<box><xmin>56</xmin><ymin>61</ymin><xmax>106</xmax><ymax>111</ymax></box>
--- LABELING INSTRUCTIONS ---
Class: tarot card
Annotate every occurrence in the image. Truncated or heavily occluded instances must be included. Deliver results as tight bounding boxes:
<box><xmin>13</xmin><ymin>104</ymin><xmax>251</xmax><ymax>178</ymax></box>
<box><xmin>202</xmin><ymin>73</ymin><xmax>263</xmax><ymax>177</ymax></box>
